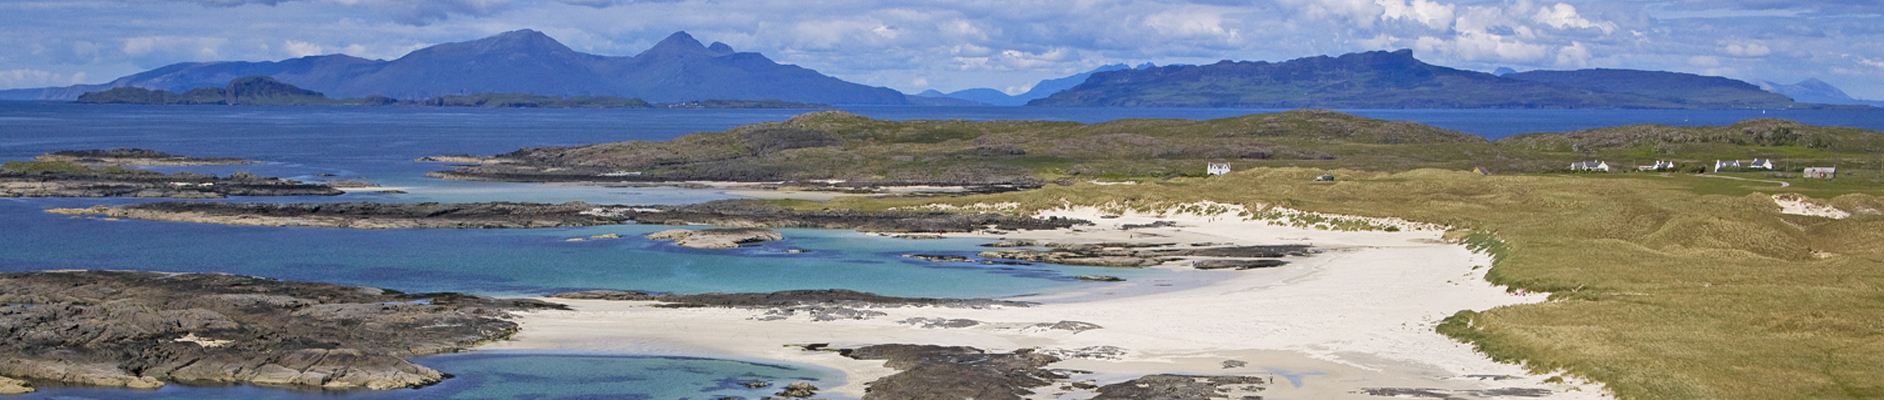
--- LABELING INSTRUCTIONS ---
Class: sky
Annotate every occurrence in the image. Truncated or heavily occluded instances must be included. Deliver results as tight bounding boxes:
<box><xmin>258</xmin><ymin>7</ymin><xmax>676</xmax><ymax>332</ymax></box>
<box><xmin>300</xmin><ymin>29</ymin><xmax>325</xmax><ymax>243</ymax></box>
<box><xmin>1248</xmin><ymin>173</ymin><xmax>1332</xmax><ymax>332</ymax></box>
<box><xmin>2</xmin><ymin>0</ymin><xmax>1882</xmax><ymax>99</ymax></box>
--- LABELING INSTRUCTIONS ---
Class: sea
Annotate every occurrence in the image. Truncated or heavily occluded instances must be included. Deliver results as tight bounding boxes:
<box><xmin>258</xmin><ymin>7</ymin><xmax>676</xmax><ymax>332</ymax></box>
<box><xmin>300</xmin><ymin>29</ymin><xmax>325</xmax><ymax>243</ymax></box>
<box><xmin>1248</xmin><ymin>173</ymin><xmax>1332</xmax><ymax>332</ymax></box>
<box><xmin>2</xmin><ymin>102</ymin><xmax>1879</xmax><ymax>399</ymax></box>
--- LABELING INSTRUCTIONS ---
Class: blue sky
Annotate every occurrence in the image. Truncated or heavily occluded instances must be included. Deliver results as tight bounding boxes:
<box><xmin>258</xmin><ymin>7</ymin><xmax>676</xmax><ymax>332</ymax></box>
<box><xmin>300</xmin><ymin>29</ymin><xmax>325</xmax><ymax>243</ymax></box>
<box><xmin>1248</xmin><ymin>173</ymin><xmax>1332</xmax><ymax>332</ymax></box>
<box><xmin>3</xmin><ymin>0</ymin><xmax>1882</xmax><ymax>99</ymax></box>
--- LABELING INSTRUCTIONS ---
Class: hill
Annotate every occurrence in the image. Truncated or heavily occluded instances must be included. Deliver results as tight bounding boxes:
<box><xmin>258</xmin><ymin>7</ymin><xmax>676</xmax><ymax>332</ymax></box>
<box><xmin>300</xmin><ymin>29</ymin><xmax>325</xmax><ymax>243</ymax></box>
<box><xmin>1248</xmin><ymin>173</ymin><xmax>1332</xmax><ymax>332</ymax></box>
<box><xmin>919</xmin><ymin>64</ymin><xmax>1137</xmax><ymax>106</ymax></box>
<box><xmin>1030</xmin><ymin>50</ymin><xmax>1851</xmax><ymax>109</ymax></box>
<box><xmin>74</xmin><ymin>76</ymin><xmax>829</xmax><ymax>109</ymax></box>
<box><xmin>9</xmin><ymin>30</ymin><xmax>908</xmax><ymax>105</ymax></box>
<box><xmin>1754</xmin><ymin>78</ymin><xmax>1884</xmax><ymax>107</ymax></box>
<box><xmin>1503</xmin><ymin>69</ymin><xmax>1798</xmax><ymax>108</ymax></box>
<box><xmin>75</xmin><ymin>76</ymin><xmax>341</xmax><ymax>105</ymax></box>
<box><xmin>430</xmin><ymin>109</ymin><xmax>1884</xmax><ymax>186</ymax></box>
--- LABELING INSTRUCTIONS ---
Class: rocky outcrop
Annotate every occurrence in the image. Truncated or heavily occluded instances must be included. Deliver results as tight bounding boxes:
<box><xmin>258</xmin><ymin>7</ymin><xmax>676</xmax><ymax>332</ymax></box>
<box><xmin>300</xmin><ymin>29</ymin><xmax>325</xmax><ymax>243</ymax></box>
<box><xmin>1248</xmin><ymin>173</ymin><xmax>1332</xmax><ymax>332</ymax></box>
<box><xmin>548</xmin><ymin>288</ymin><xmax>1031</xmax><ymax>309</ymax></box>
<box><xmin>979</xmin><ymin>243</ymin><xmax>1311</xmax><ymax>268</ymax></box>
<box><xmin>56</xmin><ymin>200</ymin><xmax>1089</xmax><ymax>233</ymax></box>
<box><xmin>35</xmin><ymin>149</ymin><xmax>258</xmax><ymax>166</ymax></box>
<box><xmin>48</xmin><ymin>202</ymin><xmax>612</xmax><ymax>229</ymax></box>
<box><xmin>841</xmin><ymin>345</ymin><xmax>1065</xmax><ymax>400</ymax></box>
<box><xmin>646</xmin><ymin>228</ymin><xmax>782</xmax><ymax>248</ymax></box>
<box><xmin>0</xmin><ymin>271</ymin><xmax>564</xmax><ymax>391</ymax></box>
<box><xmin>1090</xmin><ymin>374</ymin><xmax>1269</xmax><ymax>399</ymax></box>
<box><xmin>1</xmin><ymin>169</ymin><xmax>341</xmax><ymax>198</ymax></box>
<box><xmin>0</xmin><ymin>376</ymin><xmax>31</xmax><ymax>394</ymax></box>
<box><xmin>774</xmin><ymin>381</ymin><xmax>819</xmax><ymax>398</ymax></box>
<box><xmin>1191</xmin><ymin>259</ymin><xmax>1290</xmax><ymax>270</ymax></box>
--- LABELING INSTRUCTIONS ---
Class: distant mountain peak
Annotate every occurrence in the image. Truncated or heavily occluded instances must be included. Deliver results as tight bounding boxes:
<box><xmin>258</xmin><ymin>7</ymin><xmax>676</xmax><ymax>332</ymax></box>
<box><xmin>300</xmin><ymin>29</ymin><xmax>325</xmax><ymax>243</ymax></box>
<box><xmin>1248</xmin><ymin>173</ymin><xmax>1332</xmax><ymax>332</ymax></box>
<box><xmin>706</xmin><ymin>42</ymin><xmax>735</xmax><ymax>56</ymax></box>
<box><xmin>641</xmin><ymin>31</ymin><xmax>719</xmax><ymax>58</ymax></box>
<box><xmin>417</xmin><ymin>28</ymin><xmax>579</xmax><ymax>59</ymax></box>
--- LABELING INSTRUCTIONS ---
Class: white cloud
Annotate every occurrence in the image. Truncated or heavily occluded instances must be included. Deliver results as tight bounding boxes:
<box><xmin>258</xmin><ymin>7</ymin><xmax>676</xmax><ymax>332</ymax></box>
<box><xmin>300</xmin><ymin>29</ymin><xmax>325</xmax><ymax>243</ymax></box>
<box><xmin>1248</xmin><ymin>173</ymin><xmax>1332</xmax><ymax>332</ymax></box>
<box><xmin>0</xmin><ymin>69</ymin><xmax>86</xmax><ymax>89</ymax></box>
<box><xmin>283</xmin><ymin>40</ymin><xmax>325</xmax><ymax>57</ymax></box>
<box><xmin>1533</xmin><ymin>3</ymin><xmax>1617</xmax><ymax>34</ymax></box>
<box><xmin>1142</xmin><ymin>8</ymin><xmax>1241</xmax><ymax>41</ymax></box>
<box><xmin>1377</xmin><ymin>0</ymin><xmax>1455</xmax><ymax>30</ymax></box>
<box><xmin>1556</xmin><ymin>40</ymin><xmax>1591</xmax><ymax>66</ymax></box>
<box><xmin>1723</xmin><ymin>43</ymin><xmax>1770</xmax><ymax>57</ymax></box>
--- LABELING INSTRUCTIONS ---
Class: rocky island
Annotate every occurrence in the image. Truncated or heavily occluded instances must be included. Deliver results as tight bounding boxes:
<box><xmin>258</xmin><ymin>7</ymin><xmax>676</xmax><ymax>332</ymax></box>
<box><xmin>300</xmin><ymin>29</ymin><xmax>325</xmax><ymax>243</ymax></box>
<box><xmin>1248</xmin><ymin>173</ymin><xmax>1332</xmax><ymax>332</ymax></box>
<box><xmin>0</xmin><ymin>271</ymin><xmax>565</xmax><ymax>393</ymax></box>
<box><xmin>47</xmin><ymin>199</ymin><xmax>1089</xmax><ymax>232</ymax></box>
<box><xmin>2</xmin><ymin>152</ymin><xmax>341</xmax><ymax>198</ymax></box>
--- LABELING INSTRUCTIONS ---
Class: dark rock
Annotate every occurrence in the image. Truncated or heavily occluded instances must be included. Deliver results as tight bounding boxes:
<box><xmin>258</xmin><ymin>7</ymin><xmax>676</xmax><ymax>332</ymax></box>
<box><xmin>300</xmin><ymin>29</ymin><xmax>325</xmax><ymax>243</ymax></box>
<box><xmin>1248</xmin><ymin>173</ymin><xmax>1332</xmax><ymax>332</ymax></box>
<box><xmin>1191</xmin><ymin>259</ymin><xmax>1290</xmax><ymax>270</ymax></box>
<box><xmin>899</xmin><ymin>317</ymin><xmax>981</xmax><ymax>329</ymax></box>
<box><xmin>0</xmin><ymin>271</ymin><xmax>564</xmax><ymax>391</ymax></box>
<box><xmin>979</xmin><ymin>244</ymin><xmax>1311</xmax><ymax>268</ymax></box>
<box><xmin>1360</xmin><ymin>387</ymin><xmax>1554</xmax><ymax>398</ymax></box>
<box><xmin>1222</xmin><ymin>360</ymin><xmax>1248</xmax><ymax>369</ymax></box>
<box><xmin>743</xmin><ymin>381</ymin><xmax>772</xmax><ymax>388</ymax></box>
<box><xmin>903</xmin><ymin>254</ymin><xmax>973</xmax><ymax>262</ymax></box>
<box><xmin>1121</xmin><ymin>221</ymin><xmax>1179</xmax><ymax>230</ymax></box>
<box><xmin>982</xmin><ymin>239</ymin><xmax>1043</xmax><ymax>247</ymax></box>
<box><xmin>1037</xmin><ymin>321</ymin><xmax>1103</xmax><ymax>332</ymax></box>
<box><xmin>548</xmin><ymin>289</ymin><xmax>1033</xmax><ymax>309</ymax></box>
<box><xmin>840</xmin><ymin>345</ymin><xmax>1064</xmax><ymax>400</ymax></box>
<box><xmin>775</xmin><ymin>381</ymin><xmax>818</xmax><ymax>397</ymax></box>
<box><xmin>1073</xmin><ymin>275</ymin><xmax>1125</xmax><ymax>282</ymax></box>
<box><xmin>1092</xmin><ymin>374</ymin><xmax>1269</xmax><ymax>400</ymax></box>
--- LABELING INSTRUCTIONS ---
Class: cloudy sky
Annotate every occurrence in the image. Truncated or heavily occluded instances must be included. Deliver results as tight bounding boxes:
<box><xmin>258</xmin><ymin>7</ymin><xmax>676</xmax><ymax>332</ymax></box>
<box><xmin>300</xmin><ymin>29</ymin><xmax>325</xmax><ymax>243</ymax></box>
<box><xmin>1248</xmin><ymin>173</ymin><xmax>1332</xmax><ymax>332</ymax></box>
<box><xmin>3</xmin><ymin>0</ymin><xmax>1882</xmax><ymax>99</ymax></box>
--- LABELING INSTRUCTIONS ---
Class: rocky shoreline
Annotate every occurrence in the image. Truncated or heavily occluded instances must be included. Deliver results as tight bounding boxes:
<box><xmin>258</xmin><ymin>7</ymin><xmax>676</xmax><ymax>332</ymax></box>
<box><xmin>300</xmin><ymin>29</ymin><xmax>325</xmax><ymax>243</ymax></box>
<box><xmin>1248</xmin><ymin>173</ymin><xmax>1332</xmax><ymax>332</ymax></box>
<box><xmin>3</xmin><ymin>149</ymin><xmax>337</xmax><ymax>198</ymax></box>
<box><xmin>0</xmin><ymin>271</ymin><xmax>565</xmax><ymax>393</ymax></box>
<box><xmin>48</xmin><ymin>199</ymin><xmax>1089</xmax><ymax>232</ymax></box>
<box><xmin>977</xmin><ymin>242</ymin><xmax>1313</xmax><ymax>268</ymax></box>
<box><xmin>34</xmin><ymin>148</ymin><xmax>260</xmax><ymax>167</ymax></box>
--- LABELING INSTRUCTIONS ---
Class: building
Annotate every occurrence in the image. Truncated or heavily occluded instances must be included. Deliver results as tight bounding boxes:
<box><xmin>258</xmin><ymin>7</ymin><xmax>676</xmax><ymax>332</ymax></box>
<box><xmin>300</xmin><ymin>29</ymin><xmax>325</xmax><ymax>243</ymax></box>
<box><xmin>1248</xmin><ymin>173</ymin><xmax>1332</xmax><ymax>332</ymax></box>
<box><xmin>1570</xmin><ymin>160</ymin><xmax>1610</xmax><ymax>172</ymax></box>
<box><xmin>1207</xmin><ymin>163</ymin><xmax>1231</xmax><ymax>176</ymax></box>
<box><xmin>1638</xmin><ymin>160</ymin><xmax>1676</xmax><ymax>171</ymax></box>
<box><xmin>1715</xmin><ymin>159</ymin><xmax>1775</xmax><ymax>172</ymax></box>
<box><xmin>1803</xmin><ymin>167</ymin><xmax>1837</xmax><ymax>179</ymax></box>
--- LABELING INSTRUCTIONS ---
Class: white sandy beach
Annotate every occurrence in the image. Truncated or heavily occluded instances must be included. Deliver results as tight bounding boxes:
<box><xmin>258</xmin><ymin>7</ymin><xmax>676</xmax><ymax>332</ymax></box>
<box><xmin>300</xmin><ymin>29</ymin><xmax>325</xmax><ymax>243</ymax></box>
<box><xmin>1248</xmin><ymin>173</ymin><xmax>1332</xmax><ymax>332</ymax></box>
<box><xmin>480</xmin><ymin>205</ymin><xmax>1613</xmax><ymax>399</ymax></box>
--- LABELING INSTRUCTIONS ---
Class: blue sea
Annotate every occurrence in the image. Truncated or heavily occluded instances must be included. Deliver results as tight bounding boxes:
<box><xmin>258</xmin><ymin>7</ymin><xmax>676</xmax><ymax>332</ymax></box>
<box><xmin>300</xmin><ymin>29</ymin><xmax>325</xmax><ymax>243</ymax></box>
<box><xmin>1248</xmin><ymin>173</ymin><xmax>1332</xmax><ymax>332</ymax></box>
<box><xmin>2</xmin><ymin>102</ymin><xmax>1880</xmax><ymax>399</ymax></box>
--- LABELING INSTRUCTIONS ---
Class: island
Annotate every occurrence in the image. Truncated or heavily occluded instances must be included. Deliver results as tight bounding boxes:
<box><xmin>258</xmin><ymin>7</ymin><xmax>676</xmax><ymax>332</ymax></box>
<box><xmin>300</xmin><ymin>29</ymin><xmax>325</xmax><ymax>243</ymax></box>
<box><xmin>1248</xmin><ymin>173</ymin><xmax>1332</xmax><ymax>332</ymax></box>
<box><xmin>2</xmin><ymin>150</ymin><xmax>341</xmax><ymax>198</ymax></box>
<box><xmin>75</xmin><ymin>76</ymin><xmax>831</xmax><ymax>109</ymax></box>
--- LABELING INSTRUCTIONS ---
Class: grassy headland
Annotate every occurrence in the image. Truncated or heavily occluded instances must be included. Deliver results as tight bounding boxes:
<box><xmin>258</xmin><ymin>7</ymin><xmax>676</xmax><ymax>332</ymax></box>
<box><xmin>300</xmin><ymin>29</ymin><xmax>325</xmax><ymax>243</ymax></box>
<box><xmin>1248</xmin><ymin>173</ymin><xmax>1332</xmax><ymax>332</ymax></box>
<box><xmin>429</xmin><ymin>110</ymin><xmax>1884</xmax><ymax>397</ymax></box>
<box><xmin>432</xmin><ymin>109</ymin><xmax>1884</xmax><ymax>188</ymax></box>
<box><xmin>802</xmin><ymin>168</ymin><xmax>1884</xmax><ymax>399</ymax></box>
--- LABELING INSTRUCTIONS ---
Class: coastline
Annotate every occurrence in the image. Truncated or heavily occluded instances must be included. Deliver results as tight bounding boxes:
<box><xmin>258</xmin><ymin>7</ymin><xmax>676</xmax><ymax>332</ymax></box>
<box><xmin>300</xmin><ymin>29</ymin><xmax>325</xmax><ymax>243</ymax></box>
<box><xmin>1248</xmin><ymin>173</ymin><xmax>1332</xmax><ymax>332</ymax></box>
<box><xmin>482</xmin><ymin>205</ymin><xmax>1615</xmax><ymax>399</ymax></box>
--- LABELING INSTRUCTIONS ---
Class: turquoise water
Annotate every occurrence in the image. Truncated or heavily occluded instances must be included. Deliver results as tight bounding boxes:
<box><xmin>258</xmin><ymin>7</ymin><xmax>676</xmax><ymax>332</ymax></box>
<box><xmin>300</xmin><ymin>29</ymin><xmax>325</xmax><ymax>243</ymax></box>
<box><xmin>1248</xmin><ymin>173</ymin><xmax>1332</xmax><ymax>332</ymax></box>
<box><xmin>4</xmin><ymin>102</ymin><xmax>1881</xmax><ymax>399</ymax></box>
<box><xmin>11</xmin><ymin>352</ymin><xmax>844</xmax><ymax>400</ymax></box>
<box><xmin>1</xmin><ymin>198</ymin><xmax>1161</xmax><ymax>298</ymax></box>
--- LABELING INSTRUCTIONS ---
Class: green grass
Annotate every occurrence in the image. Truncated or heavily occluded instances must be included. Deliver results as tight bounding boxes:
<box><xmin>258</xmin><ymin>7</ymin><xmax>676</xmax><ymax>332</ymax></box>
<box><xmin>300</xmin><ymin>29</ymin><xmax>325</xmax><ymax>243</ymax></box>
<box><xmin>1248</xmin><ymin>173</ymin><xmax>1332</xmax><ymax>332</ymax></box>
<box><xmin>820</xmin><ymin>167</ymin><xmax>1884</xmax><ymax>399</ymax></box>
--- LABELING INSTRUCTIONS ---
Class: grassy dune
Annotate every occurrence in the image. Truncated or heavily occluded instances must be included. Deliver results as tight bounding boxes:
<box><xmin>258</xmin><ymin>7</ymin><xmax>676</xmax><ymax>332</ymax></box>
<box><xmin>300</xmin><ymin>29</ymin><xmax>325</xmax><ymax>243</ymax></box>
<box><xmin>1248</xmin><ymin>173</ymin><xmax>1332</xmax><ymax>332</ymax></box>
<box><xmin>815</xmin><ymin>168</ymin><xmax>1884</xmax><ymax>399</ymax></box>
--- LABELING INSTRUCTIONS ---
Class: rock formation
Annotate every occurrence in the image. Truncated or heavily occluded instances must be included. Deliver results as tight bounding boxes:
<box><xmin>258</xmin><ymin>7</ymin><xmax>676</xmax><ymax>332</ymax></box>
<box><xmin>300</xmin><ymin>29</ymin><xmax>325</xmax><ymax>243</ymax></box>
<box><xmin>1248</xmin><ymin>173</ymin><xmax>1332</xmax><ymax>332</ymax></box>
<box><xmin>0</xmin><ymin>271</ymin><xmax>564</xmax><ymax>391</ymax></box>
<box><xmin>646</xmin><ymin>228</ymin><xmax>783</xmax><ymax>248</ymax></box>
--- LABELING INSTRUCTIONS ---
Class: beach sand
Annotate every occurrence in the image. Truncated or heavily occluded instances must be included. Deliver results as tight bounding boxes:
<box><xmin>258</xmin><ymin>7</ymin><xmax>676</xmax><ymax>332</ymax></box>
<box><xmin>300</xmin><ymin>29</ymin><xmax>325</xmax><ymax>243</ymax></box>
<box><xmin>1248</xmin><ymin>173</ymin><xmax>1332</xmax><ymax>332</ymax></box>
<box><xmin>480</xmin><ymin>205</ymin><xmax>1613</xmax><ymax>399</ymax></box>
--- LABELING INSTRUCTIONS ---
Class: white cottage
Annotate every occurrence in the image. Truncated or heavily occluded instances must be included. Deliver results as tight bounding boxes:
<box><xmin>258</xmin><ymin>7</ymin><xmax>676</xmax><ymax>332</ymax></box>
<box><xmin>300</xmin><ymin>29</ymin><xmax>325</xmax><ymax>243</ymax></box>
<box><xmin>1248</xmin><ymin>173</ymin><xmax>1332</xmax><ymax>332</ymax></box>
<box><xmin>1207</xmin><ymin>163</ymin><xmax>1231</xmax><ymax>176</ymax></box>
<box><xmin>1570</xmin><ymin>160</ymin><xmax>1610</xmax><ymax>172</ymax></box>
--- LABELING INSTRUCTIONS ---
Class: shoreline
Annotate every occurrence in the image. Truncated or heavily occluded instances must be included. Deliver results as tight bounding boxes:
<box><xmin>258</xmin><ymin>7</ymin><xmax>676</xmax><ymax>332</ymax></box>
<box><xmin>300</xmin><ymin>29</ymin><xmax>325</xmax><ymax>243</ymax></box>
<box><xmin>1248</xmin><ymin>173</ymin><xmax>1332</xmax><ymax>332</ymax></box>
<box><xmin>482</xmin><ymin>205</ymin><xmax>1614</xmax><ymax>399</ymax></box>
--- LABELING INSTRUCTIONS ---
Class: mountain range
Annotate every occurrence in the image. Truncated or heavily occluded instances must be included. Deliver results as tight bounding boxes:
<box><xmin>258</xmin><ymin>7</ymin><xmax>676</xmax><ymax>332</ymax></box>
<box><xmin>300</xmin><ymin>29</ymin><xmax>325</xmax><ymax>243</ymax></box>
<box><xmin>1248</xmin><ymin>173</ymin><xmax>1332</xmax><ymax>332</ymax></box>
<box><xmin>910</xmin><ymin>63</ymin><xmax>1149</xmax><ymax>106</ymax></box>
<box><xmin>1754</xmin><ymin>78</ymin><xmax>1884</xmax><ymax>107</ymax></box>
<box><xmin>4</xmin><ymin>29</ymin><xmax>1875</xmax><ymax>109</ymax></box>
<box><xmin>1030</xmin><ymin>50</ymin><xmax>1856</xmax><ymax>109</ymax></box>
<box><xmin>1</xmin><ymin>30</ymin><xmax>909</xmax><ymax>105</ymax></box>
